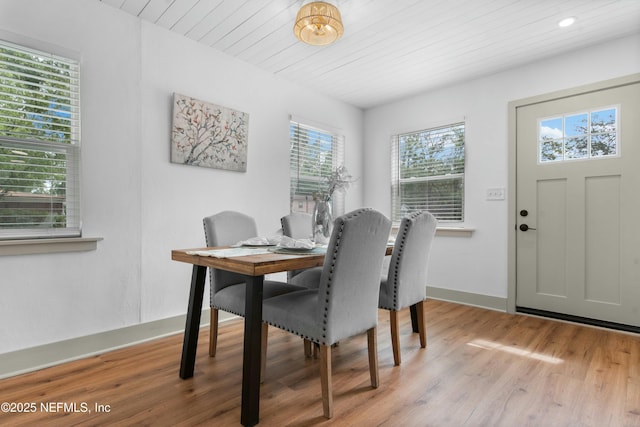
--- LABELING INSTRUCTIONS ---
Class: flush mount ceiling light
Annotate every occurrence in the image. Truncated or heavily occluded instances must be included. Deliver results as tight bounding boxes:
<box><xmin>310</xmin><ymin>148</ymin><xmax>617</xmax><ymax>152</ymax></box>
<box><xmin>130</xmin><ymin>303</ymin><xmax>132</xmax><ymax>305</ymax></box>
<box><xmin>558</xmin><ymin>17</ymin><xmax>576</xmax><ymax>28</ymax></box>
<box><xmin>294</xmin><ymin>1</ymin><xmax>344</xmax><ymax>46</ymax></box>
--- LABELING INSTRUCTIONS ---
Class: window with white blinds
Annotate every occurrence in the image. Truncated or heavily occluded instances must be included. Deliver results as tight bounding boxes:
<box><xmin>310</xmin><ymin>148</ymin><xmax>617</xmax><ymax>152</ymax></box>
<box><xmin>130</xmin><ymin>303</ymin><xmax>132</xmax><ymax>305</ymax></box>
<box><xmin>0</xmin><ymin>40</ymin><xmax>81</xmax><ymax>240</ymax></box>
<box><xmin>391</xmin><ymin>122</ymin><xmax>465</xmax><ymax>223</ymax></box>
<box><xmin>289</xmin><ymin>119</ymin><xmax>345</xmax><ymax>216</ymax></box>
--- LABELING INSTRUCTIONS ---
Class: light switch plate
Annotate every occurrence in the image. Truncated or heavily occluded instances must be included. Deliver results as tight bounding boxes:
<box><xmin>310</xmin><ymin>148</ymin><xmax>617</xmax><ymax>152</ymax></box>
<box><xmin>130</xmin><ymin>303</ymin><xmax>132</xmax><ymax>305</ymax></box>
<box><xmin>486</xmin><ymin>187</ymin><xmax>505</xmax><ymax>200</ymax></box>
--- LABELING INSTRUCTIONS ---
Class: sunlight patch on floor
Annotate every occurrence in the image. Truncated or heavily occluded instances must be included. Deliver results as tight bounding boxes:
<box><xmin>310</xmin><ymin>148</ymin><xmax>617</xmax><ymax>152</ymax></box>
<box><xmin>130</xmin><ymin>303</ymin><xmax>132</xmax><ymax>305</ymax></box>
<box><xmin>467</xmin><ymin>339</ymin><xmax>564</xmax><ymax>364</ymax></box>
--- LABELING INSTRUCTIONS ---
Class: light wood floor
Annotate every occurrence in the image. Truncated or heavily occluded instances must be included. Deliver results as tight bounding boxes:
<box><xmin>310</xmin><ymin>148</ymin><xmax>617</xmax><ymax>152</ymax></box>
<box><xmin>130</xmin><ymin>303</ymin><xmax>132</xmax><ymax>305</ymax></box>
<box><xmin>1</xmin><ymin>300</ymin><xmax>639</xmax><ymax>426</ymax></box>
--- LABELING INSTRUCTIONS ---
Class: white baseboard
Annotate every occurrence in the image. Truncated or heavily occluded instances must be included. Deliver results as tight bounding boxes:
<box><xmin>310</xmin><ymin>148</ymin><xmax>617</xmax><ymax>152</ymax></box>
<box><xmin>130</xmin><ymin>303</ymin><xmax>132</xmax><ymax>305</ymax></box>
<box><xmin>426</xmin><ymin>286</ymin><xmax>507</xmax><ymax>312</ymax></box>
<box><xmin>0</xmin><ymin>308</ymin><xmax>237</xmax><ymax>380</ymax></box>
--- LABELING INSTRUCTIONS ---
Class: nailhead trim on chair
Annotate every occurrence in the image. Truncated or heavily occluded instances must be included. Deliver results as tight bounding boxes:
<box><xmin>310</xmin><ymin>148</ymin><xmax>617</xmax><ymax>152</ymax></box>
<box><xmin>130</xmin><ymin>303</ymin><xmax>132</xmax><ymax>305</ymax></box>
<box><xmin>321</xmin><ymin>219</ymin><xmax>343</xmax><ymax>338</ymax></box>
<box><xmin>380</xmin><ymin>210</ymin><xmax>422</xmax><ymax>311</ymax></box>
<box><xmin>211</xmin><ymin>305</ymin><xmax>243</xmax><ymax>316</ymax></box>
<box><xmin>321</xmin><ymin>208</ymin><xmax>370</xmax><ymax>343</ymax></box>
<box><xmin>265</xmin><ymin>208</ymin><xmax>373</xmax><ymax>346</ymax></box>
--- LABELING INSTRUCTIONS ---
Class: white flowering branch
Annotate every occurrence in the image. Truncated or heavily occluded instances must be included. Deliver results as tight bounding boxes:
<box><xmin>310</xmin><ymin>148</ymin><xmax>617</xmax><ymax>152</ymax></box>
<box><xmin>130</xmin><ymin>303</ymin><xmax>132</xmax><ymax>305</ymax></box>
<box><xmin>314</xmin><ymin>165</ymin><xmax>356</xmax><ymax>202</ymax></box>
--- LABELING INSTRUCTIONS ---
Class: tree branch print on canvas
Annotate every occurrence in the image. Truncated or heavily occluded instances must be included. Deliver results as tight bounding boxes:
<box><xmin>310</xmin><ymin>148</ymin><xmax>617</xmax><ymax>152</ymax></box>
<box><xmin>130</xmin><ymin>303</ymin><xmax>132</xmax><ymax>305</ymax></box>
<box><xmin>171</xmin><ymin>93</ymin><xmax>248</xmax><ymax>172</ymax></box>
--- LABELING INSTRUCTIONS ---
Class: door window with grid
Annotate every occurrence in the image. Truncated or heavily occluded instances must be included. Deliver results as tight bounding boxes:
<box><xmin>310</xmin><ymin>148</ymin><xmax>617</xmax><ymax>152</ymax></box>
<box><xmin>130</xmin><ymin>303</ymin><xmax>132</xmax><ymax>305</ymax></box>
<box><xmin>539</xmin><ymin>106</ymin><xmax>618</xmax><ymax>163</ymax></box>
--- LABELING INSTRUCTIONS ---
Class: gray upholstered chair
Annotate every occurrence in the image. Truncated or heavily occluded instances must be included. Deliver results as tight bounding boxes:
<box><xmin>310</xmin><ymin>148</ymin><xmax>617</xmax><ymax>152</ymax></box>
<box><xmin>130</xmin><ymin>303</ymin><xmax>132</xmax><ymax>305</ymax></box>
<box><xmin>379</xmin><ymin>211</ymin><xmax>437</xmax><ymax>366</ymax></box>
<box><xmin>263</xmin><ymin>208</ymin><xmax>391</xmax><ymax>418</ymax></box>
<box><xmin>281</xmin><ymin>212</ymin><xmax>312</xmax><ymax>240</ymax></box>
<box><xmin>204</xmin><ymin>211</ymin><xmax>306</xmax><ymax>360</ymax></box>
<box><xmin>280</xmin><ymin>212</ymin><xmax>323</xmax><ymax>288</ymax></box>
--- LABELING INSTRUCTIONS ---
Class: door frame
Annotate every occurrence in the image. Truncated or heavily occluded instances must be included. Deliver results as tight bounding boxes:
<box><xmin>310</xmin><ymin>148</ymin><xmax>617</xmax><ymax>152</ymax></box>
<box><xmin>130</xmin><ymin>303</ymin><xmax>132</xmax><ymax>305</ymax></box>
<box><xmin>507</xmin><ymin>73</ymin><xmax>640</xmax><ymax>314</ymax></box>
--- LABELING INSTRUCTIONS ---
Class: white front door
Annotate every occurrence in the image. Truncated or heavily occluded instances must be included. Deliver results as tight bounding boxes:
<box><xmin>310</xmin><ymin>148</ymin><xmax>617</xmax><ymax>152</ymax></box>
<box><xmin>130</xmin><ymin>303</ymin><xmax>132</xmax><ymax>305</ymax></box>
<box><xmin>515</xmin><ymin>79</ymin><xmax>640</xmax><ymax>328</ymax></box>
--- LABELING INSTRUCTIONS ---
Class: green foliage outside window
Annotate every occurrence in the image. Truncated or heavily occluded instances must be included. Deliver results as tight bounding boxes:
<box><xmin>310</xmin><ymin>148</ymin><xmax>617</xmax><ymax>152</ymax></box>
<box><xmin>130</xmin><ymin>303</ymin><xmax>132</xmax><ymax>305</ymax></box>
<box><xmin>392</xmin><ymin>123</ymin><xmax>465</xmax><ymax>222</ymax></box>
<box><xmin>0</xmin><ymin>40</ymin><xmax>79</xmax><ymax>235</ymax></box>
<box><xmin>539</xmin><ymin>108</ymin><xmax>617</xmax><ymax>162</ymax></box>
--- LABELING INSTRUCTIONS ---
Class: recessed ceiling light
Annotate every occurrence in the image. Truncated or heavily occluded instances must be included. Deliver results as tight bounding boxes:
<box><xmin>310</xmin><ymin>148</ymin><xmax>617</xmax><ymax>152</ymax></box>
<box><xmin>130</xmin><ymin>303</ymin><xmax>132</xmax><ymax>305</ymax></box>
<box><xmin>558</xmin><ymin>17</ymin><xmax>576</xmax><ymax>28</ymax></box>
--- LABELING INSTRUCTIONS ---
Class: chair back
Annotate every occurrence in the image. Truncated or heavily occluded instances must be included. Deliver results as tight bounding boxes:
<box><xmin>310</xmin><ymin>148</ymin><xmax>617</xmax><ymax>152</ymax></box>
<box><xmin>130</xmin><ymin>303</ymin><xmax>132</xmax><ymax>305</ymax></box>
<box><xmin>203</xmin><ymin>211</ymin><xmax>258</xmax><ymax>294</ymax></box>
<box><xmin>316</xmin><ymin>208</ymin><xmax>391</xmax><ymax>344</ymax></box>
<box><xmin>281</xmin><ymin>212</ymin><xmax>313</xmax><ymax>281</ymax></box>
<box><xmin>381</xmin><ymin>211</ymin><xmax>437</xmax><ymax>311</ymax></box>
<box><xmin>281</xmin><ymin>212</ymin><xmax>312</xmax><ymax>240</ymax></box>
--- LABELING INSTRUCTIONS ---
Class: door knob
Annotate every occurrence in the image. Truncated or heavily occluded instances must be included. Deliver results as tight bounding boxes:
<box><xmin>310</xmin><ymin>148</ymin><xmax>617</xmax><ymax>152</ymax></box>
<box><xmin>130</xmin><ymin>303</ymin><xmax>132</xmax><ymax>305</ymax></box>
<box><xmin>519</xmin><ymin>224</ymin><xmax>536</xmax><ymax>231</ymax></box>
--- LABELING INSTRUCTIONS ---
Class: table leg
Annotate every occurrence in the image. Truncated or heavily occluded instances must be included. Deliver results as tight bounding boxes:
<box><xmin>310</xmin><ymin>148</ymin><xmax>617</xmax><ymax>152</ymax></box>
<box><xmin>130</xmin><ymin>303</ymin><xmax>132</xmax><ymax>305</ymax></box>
<box><xmin>241</xmin><ymin>275</ymin><xmax>264</xmax><ymax>427</ymax></box>
<box><xmin>180</xmin><ymin>265</ymin><xmax>207</xmax><ymax>379</ymax></box>
<box><xmin>410</xmin><ymin>304</ymin><xmax>419</xmax><ymax>333</ymax></box>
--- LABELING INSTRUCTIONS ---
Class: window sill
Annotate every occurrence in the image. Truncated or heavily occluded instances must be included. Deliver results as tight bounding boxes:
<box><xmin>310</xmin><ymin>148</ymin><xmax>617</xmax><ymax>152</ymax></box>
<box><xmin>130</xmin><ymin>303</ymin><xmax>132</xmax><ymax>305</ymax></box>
<box><xmin>0</xmin><ymin>237</ymin><xmax>103</xmax><ymax>256</ymax></box>
<box><xmin>391</xmin><ymin>226</ymin><xmax>475</xmax><ymax>238</ymax></box>
<box><xmin>435</xmin><ymin>227</ymin><xmax>475</xmax><ymax>237</ymax></box>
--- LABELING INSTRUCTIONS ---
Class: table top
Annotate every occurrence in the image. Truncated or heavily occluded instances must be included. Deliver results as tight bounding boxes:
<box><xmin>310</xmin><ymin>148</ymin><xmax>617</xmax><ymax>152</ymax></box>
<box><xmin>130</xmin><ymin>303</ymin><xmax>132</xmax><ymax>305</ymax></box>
<box><xmin>172</xmin><ymin>245</ymin><xmax>394</xmax><ymax>276</ymax></box>
<box><xmin>171</xmin><ymin>246</ymin><xmax>326</xmax><ymax>276</ymax></box>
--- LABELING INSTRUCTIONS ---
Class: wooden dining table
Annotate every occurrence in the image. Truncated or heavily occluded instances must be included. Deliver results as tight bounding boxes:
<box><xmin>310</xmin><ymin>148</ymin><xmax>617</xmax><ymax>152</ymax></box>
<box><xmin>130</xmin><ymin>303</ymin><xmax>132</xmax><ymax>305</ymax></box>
<box><xmin>171</xmin><ymin>246</ymin><xmax>326</xmax><ymax>426</ymax></box>
<box><xmin>171</xmin><ymin>244</ymin><xmax>395</xmax><ymax>426</ymax></box>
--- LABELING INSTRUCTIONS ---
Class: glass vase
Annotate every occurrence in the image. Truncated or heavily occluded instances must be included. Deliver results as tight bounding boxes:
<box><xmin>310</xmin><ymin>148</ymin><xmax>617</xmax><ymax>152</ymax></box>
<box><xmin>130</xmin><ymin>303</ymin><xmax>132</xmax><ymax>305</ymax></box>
<box><xmin>312</xmin><ymin>200</ymin><xmax>333</xmax><ymax>244</ymax></box>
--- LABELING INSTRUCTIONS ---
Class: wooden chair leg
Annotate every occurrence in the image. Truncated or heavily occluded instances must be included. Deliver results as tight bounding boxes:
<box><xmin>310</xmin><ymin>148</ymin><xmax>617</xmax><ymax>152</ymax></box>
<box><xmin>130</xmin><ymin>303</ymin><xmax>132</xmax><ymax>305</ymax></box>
<box><xmin>390</xmin><ymin>310</ymin><xmax>401</xmax><ymax>366</ymax></box>
<box><xmin>319</xmin><ymin>344</ymin><xmax>332</xmax><ymax>418</ymax></box>
<box><xmin>261</xmin><ymin>323</ymin><xmax>268</xmax><ymax>383</ymax></box>
<box><xmin>416</xmin><ymin>300</ymin><xmax>427</xmax><ymax>348</ymax></box>
<box><xmin>367</xmin><ymin>327</ymin><xmax>379</xmax><ymax>388</ymax></box>
<box><xmin>209</xmin><ymin>308</ymin><xmax>219</xmax><ymax>357</ymax></box>
<box><xmin>304</xmin><ymin>339</ymin><xmax>312</xmax><ymax>358</ymax></box>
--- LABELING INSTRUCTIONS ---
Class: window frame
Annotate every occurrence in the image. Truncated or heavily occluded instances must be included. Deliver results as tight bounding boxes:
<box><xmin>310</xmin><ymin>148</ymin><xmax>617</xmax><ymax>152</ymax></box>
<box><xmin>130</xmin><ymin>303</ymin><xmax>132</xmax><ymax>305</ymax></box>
<box><xmin>538</xmin><ymin>105</ymin><xmax>619</xmax><ymax>164</ymax></box>
<box><xmin>0</xmin><ymin>38</ymin><xmax>81</xmax><ymax>240</ymax></box>
<box><xmin>289</xmin><ymin>117</ymin><xmax>345</xmax><ymax>217</ymax></box>
<box><xmin>390</xmin><ymin>122</ymin><xmax>466</xmax><ymax>224</ymax></box>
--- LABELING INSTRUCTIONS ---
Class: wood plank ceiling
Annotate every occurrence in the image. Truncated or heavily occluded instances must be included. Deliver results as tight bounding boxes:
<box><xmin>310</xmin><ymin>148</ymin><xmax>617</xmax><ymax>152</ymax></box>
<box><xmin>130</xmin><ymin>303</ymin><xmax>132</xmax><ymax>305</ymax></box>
<box><xmin>98</xmin><ymin>0</ymin><xmax>640</xmax><ymax>109</ymax></box>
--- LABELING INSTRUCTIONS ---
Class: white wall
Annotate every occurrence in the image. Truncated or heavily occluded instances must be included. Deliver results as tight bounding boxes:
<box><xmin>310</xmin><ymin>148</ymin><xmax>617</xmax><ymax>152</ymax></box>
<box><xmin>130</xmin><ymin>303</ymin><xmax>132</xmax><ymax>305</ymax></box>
<box><xmin>0</xmin><ymin>0</ymin><xmax>363</xmax><ymax>354</ymax></box>
<box><xmin>363</xmin><ymin>34</ymin><xmax>640</xmax><ymax>301</ymax></box>
<box><xmin>1</xmin><ymin>0</ymin><xmax>637</xmax><ymax>357</ymax></box>
<box><xmin>138</xmin><ymin>22</ymin><xmax>364</xmax><ymax>321</ymax></box>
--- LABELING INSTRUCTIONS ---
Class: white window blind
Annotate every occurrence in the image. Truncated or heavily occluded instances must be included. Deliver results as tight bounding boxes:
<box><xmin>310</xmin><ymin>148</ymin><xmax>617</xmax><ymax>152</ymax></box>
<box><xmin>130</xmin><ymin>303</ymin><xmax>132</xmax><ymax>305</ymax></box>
<box><xmin>391</xmin><ymin>122</ymin><xmax>465</xmax><ymax>223</ymax></box>
<box><xmin>0</xmin><ymin>39</ymin><xmax>81</xmax><ymax>240</ymax></box>
<box><xmin>289</xmin><ymin>119</ymin><xmax>345</xmax><ymax>216</ymax></box>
